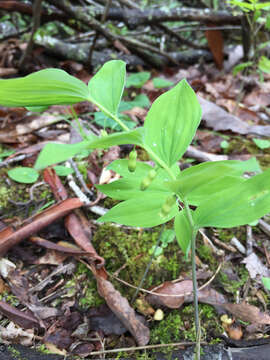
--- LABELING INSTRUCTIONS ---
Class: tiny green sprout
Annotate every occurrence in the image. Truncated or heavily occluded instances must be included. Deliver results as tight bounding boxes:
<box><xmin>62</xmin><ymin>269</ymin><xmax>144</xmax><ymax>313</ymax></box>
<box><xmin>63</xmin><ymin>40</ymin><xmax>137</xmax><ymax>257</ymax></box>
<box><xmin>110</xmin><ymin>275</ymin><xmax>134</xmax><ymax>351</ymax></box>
<box><xmin>128</xmin><ymin>149</ymin><xmax>137</xmax><ymax>172</ymax></box>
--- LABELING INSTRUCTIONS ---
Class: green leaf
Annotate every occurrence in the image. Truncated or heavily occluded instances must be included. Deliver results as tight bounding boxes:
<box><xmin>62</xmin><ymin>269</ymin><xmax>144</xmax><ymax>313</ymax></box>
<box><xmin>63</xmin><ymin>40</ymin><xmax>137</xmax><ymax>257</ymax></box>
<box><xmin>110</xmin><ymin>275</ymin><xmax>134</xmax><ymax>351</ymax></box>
<box><xmin>266</xmin><ymin>14</ymin><xmax>270</xmax><ymax>29</ymax></box>
<box><xmin>88</xmin><ymin>127</ymin><xmax>145</xmax><ymax>149</ymax></box>
<box><xmin>97</xmin><ymin>192</ymin><xmax>179</xmax><ymax>227</ymax></box>
<box><xmin>126</xmin><ymin>72</ymin><xmax>150</xmax><ymax>88</ymax></box>
<box><xmin>186</xmin><ymin>176</ymin><xmax>246</xmax><ymax>206</ymax></box>
<box><xmin>174</xmin><ymin>209</ymin><xmax>194</xmax><ymax>257</ymax></box>
<box><xmin>160</xmin><ymin>229</ymin><xmax>175</xmax><ymax>246</ymax></box>
<box><xmin>0</xmin><ymin>149</ymin><xmax>15</xmax><ymax>159</ymax></box>
<box><xmin>97</xmin><ymin>160</ymin><xmax>179</xmax><ymax>200</ymax></box>
<box><xmin>129</xmin><ymin>94</ymin><xmax>150</xmax><ymax>108</ymax></box>
<box><xmin>144</xmin><ymin>79</ymin><xmax>202</xmax><ymax>167</ymax></box>
<box><xmin>194</xmin><ymin>167</ymin><xmax>270</xmax><ymax>228</ymax></box>
<box><xmin>8</xmin><ymin>167</ymin><xmax>39</xmax><ymax>184</ymax></box>
<box><xmin>253</xmin><ymin>138</ymin><xmax>270</xmax><ymax>149</ymax></box>
<box><xmin>34</xmin><ymin>141</ymin><xmax>90</xmax><ymax>170</ymax></box>
<box><xmin>258</xmin><ymin>56</ymin><xmax>270</xmax><ymax>74</ymax></box>
<box><xmin>88</xmin><ymin>60</ymin><xmax>126</xmax><ymax>116</ymax></box>
<box><xmin>220</xmin><ymin>140</ymin><xmax>229</xmax><ymax>149</ymax></box>
<box><xmin>254</xmin><ymin>2</ymin><xmax>270</xmax><ymax>9</ymax></box>
<box><xmin>153</xmin><ymin>77</ymin><xmax>174</xmax><ymax>89</ymax></box>
<box><xmin>54</xmin><ymin>165</ymin><xmax>74</xmax><ymax>176</ymax></box>
<box><xmin>164</xmin><ymin>159</ymin><xmax>258</xmax><ymax>204</ymax></box>
<box><xmin>262</xmin><ymin>277</ymin><xmax>270</xmax><ymax>290</ymax></box>
<box><xmin>0</xmin><ymin>69</ymin><xmax>89</xmax><ymax>107</ymax></box>
<box><xmin>26</xmin><ymin>106</ymin><xmax>49</xmax><ymax>112</ymax></box>
<box><xmin>232</xmin><ymin>61</ymin><xmax>253</xmax><ymax>76</ymax></box>
<box><xmin>93</xmin><ymin>112</ymin><xmax>136</xmax><ymax>131</ymax></box>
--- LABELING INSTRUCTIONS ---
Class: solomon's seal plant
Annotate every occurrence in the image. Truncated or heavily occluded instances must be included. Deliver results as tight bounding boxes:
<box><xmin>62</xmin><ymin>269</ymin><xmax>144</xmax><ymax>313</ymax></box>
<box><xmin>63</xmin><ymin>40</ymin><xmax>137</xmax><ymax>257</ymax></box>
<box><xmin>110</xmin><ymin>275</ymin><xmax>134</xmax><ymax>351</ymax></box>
<box><xmin>1</xmin><ymin>60</ymin><xmax>270</xmax><ymax>359</ymax></box>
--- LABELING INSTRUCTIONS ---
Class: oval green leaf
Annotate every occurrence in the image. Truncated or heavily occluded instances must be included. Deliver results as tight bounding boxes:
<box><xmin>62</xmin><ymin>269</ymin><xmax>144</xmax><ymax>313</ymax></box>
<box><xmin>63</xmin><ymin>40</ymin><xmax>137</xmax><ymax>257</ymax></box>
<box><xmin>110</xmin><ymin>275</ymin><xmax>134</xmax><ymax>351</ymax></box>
<box><xmin>144</xmin><ymin>79</ymin><xmax>202</xmax><ymax>167</ymax></box>
<box><xmin>8</xmin><ymin>167</ymin><xmax>39</xmax><ymax>184</ymax></box>
<box><xmin>0</xmin><ymin>69</ymin><xmax>90</xmax><ymax>107</ymax></box>
<box><xmin>88</xmin><ymin>60</ymin><xmax>126</xmax><ymax>116</ymax></box>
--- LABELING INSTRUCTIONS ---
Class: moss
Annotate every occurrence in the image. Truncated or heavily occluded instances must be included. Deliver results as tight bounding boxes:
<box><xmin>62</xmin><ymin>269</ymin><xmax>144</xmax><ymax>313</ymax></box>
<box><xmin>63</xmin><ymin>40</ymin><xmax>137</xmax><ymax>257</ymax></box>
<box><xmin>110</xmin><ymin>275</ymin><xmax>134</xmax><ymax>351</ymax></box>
<box><xmin>92</xmin><ymin>224</ymin><xmax>189</xmax><ymax>299</ymax></box>
<box><xmin>7</xmin><ymin>346</ymin><xmax>27</xmax><ymax>360</ymax></box>
<box><xmin>218</xmin><ymin>266</ymin><xmax>249</xmax><ymax>296</ymax></box>
<box><xmin>197</xmin><ymin>244</ymin><xmax>217</xmax><ymax>268</ymax></box>
<box><xmin>150</xmin><ymin>310</ymin><xmax>184</xmax><ymax>344</ymax></box>
<box><xmin>150</xmin><ymin>305</ymin><xmax>222</xmax><ymax>348</ymax></box>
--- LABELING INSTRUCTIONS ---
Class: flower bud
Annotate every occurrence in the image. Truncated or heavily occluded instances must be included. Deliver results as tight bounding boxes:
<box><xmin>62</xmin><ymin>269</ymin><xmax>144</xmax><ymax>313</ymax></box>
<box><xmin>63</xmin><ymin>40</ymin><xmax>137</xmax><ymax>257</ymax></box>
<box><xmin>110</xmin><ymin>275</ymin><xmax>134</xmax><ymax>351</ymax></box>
<box><xmin>159</xmin><ymin>195</ymin><xmax>176</xmax><ymax>218</ymax></box>
<box><xmin>140</xmin><ymin>176</ymin><xmax>151</xmax><ymax>190</ymax></box>
<box><xmin>128</xmin><ymin>150</ymin><xmax>137</xmax><ymax>172</ymax></box>
<box><xmin>140</xmin><ymin>168</ymin><xmax>157</xmax><ymax>190</ymax></box>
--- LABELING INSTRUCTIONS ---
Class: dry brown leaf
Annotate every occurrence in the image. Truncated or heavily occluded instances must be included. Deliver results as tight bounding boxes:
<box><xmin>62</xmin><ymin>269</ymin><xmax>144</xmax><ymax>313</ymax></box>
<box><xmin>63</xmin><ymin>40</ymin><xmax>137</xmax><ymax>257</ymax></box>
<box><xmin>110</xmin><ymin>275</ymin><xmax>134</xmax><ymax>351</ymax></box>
<box><xmin>224</xmin><ymin>302</ymin><xmax>270</xmax><ymax>325</ymax></box>
<box><xmin>0</xmin><ymin>301</ymin><xmax>40</xmax><ymax>330</ymax></box>
<box><xmin>97</xmin><ymin>275</ymin><xmax>150</xmax><ymax>346</ymax></box>
<box><xmin>147</xmin><ymin>280</ymin><xmax>193</xmax><ymax>308</ymax></box>
<box><xmin>205</xmin><ymin>24</ymin><xmax>224</xmax><ymax>70</ymax></box>
<box><xmin>199</xmin><ymin>96</ymin><xmax>270</xmax><ymax>136</ymax></box>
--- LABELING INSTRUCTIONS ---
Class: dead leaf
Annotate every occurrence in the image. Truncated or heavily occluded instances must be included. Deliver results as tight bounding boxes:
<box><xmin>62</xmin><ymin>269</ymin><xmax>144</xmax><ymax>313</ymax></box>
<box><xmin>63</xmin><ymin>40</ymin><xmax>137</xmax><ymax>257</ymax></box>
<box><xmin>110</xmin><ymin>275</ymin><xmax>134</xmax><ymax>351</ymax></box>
<box><xmin>96</xmin><ymin>275</ymin><xmax>150</xmax><ymax>346</ymax></box>
<box><xmin>0</xmin><ymin>301</ymin><xmax>40</xmax><ymax>330</ymax></box>
<box><xmin>224</xmin><ymin>302</ymin><xmax>270</xmax><ymax>325</ymax></box>
<box><xmin>205</xmin><ymin>24</ymin><xmax>224</xmax><ymax>69</ymax></box>
<box><xmin>199</xmin><ymin>96</ymin><xmax>270</xmax><ymax>136</ymax></box>
<box><xmin>146</xmin><ymin>280</ymin><xmax>193</xmax><ymax>308</ymax></box>
<box><xmin>87</xmin><ymin>304</ymin><xmax>127</xmax><ymax>335</ymax></box>
<box><xmin>242</xmin><ymin>253</ymin><xmax>270</xmax><ymax>280</ymax></box>
<box><xmin>29</xmin><ymin>236</ymin><xmax>89</xmax><ymax>256</ymax></box>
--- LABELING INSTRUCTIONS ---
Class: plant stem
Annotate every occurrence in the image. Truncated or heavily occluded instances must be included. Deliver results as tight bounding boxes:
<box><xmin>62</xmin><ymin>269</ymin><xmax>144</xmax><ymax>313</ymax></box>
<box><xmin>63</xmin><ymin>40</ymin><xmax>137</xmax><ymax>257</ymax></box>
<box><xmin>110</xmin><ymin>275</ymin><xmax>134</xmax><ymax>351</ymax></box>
<box><xmin>144</xmin><ymin>146</ymin><xmax>176</xmax><ymax>180</ymax></box>
<box><xmin>87</xmin><ymin>95</ymin><xmax>129</xmax><ymax>132</ymax></box>
<box><xmin>183</xmin><ymin>199</ymin><xmax>200</xmax><ymax>360</ymax></box>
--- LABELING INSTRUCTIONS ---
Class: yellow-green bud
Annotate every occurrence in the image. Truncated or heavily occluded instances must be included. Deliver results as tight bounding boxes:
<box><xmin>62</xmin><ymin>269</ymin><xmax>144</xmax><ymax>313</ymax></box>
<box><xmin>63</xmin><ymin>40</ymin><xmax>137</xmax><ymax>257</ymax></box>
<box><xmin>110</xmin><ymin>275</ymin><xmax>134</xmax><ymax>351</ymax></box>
<box><xmin>128</xmin><ymin>150</ymin><xmax>137</xmax><ymax>172</ymax></box>
<box><xmin>140</xmin><ymin>169</ymin><xmax>157</xmax><ymax>190</ymax></box>
<box><xmin>159</xmin><ymin>195</ymin><xmax>176</xmax><ymax>218</ymax></box>
<box><xmin>148</xmin><ymin>169</ymin><xmax>157</xmax><ymax>180</ymax></box>
<box><xmin>140</xmin><ymin>176</ymin><xmax>151</xmax><ymax>191</ymax></box>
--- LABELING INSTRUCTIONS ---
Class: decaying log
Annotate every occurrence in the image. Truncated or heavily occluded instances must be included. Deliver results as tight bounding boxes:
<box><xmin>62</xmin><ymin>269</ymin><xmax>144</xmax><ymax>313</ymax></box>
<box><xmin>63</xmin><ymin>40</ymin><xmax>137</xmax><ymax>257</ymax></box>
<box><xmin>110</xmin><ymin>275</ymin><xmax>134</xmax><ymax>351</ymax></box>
<box><xmin>35</xmin><ymin>36</ymin><xmax>212</xmax><ymax>69</ymax></box>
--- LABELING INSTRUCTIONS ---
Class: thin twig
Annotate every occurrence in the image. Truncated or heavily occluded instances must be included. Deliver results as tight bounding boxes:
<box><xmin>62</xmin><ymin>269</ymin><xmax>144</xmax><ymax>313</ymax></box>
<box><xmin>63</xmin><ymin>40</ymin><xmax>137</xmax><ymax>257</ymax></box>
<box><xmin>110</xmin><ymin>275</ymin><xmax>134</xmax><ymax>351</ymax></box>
<box><xmin>89</xmin><ymin>341</ymin><xmax>207</xmax><ymax>356</ymax></box>
<box><xmin>88</xmin><ymin>0</ymin><xmax>112</xmax><ymax>67</ymax></box>
<box><xmin>19</xmin><ymin>0</ymin><xmax>43</xmax><ymax>70</ymax></box>
<box><xmin>110</xmin><ymin>261</ymin><xmax>222</xmax><ymax>298</ymax></box>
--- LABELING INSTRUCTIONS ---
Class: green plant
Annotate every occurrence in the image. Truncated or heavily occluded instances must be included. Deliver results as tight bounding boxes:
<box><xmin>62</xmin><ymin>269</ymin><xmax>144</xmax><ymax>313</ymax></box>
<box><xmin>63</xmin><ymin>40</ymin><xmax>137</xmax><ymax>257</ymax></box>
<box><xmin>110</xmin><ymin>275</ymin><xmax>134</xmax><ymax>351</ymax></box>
<box><xmin>229</xmin><ymin>0</ymin><xmax>270</xmax><ymax>76</ymax></box>
<box><xmin>1</xmin><ymin>60</ymin><xmax>270</xmax><ymax>359</ymax></box>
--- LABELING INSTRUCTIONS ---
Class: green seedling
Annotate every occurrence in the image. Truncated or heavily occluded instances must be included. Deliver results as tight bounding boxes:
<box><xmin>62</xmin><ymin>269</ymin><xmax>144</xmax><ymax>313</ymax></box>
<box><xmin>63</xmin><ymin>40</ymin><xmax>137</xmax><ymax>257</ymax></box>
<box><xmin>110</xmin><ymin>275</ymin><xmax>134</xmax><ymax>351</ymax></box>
<box><xmin>149</xmin><ymin>229</ymin><xmax>175</xmax><ymax>257</ymax></box>
<box><xmin>1</xmin><ymin>60</ymin><xmax>270</xmax><ymax>359</ymax></box>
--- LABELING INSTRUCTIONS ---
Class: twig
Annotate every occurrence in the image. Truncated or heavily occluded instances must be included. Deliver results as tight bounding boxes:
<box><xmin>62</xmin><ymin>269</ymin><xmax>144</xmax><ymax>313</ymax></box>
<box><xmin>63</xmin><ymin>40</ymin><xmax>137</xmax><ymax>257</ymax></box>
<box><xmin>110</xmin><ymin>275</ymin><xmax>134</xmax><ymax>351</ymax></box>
<box><xmin>89</xmin><ymin>341</ymin><xmax>207</xmax><ymax>356</ymax></box>
<box><xmin>19</xmin><ymin>0</ymin><xmax>43</xmax><ymax>70</ymax></box>
<box><xmin>0</xmin><ymin>154</ymin><xmax>34</xmax><ymax>168</ymax></box>
<box><xmin>109</xmin><ymin>261</ymin><xmax>222</xmax><ymax>297</ymax></box>
<box><xmin>246</xmin><ymin>225</ymin><xmax>253</xmax><ymax>256</ymax></box>
<box><xmin>88</xmin><ymin>0</ymin><xmax>112</xmax><ymax>67</ymax></box>
<box><xmin>68</xmin><ymin>159</ymin><xmax>93</xmax><ymax>197</ymax></box>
